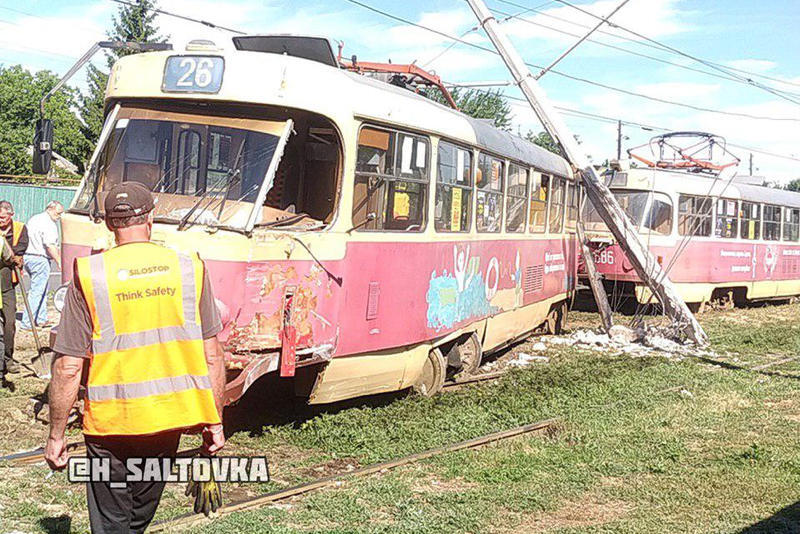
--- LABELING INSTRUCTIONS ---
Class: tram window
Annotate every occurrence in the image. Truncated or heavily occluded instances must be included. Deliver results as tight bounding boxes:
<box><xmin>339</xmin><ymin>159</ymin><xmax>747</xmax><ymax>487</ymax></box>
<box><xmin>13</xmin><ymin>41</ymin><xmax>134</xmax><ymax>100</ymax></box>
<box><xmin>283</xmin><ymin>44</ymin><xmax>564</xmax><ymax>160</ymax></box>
<box><xmin>715</xmin><ymin>199</ymin><xmax>738</xmax><ymax>239</ymax></box>
<box><xmin>784</xmin><ymin>208</ymin><xmax>800</xmax><ymax>242</ymax></box>
<box><xmin>176</xmin><ymin>130</ymin><xmax>201</xmax><ymax>195</ymax></box>
<box><xmin>763</xmin><ymin>205</ymin><xmax>782</xmax><ymax>241</ymax></box>
<box><xmin>505</xmin><ymin>163</ymin><xmax>528</xmax><ymax>233</ymax></box>
<box><xmin>548</xmin><ymin>177</ymin><xmax>565</xmax><ymax>233</ymax></box>
<box><xmin>529</xmin><ymin>172</ymin><xmax>548</xmax><ymax>233</ymax></box>
<box><xmin>476</xmin><ymin>153</ymin><xmax>504</xmax><ymax>233</ymax></box>
<box><xmin>207</xmin><ymin>131</ymin><xmax>232</xmax><ymax>176</ymax></box>
<box><xmin>435</xmin><ymin>141</ymin><xmax>472</xmax><ymax>232</ymax></box>
<box><xmin>353</xmin><ymin>126</ymin><xmax>429</xmax><ymax>232</ymax></box>
<box><xmin>643</xmin><ymin>193</ymin><xmax>673</xmax><ymax>235</ymax></box>
<box><xmin>565</xmin><ymin>180</ymin><xmax>579</xmax><ymax>231</ymax></box>
<box><xmin>678</xmin><ymin>195</ymin><xmax>712</xmax><ymax>236</ymax></box>
<box><xmin>740</xmin><ymin>202</ymin><xmax>761</xmax><ymax>240</ymax></box>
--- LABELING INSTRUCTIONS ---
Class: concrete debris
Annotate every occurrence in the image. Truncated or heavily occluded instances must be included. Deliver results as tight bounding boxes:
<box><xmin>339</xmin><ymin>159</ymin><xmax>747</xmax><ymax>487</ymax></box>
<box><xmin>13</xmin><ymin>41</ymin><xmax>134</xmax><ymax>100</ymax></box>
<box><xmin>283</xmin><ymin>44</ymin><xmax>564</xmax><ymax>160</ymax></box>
<box><xmin>509</xmin><ymin>352</ymin><xmax>550</xmax><ymax>367</ymax></box>
<box><xmin>608</xmin><ymin>325</ymin><xmax>641</xmax><ymax>345</ymax></box>
<box><xmin>530</xmin><ymin>342</ymin><xmax>547</xmax><ymax>352</ymax></box>
<box><xmin>642</xmin><ymin>333</ymin><xmax>683</xmax><ymax>353</ymax></box>
<box><xmin>538</xmin><ymin>325</ymin><xmax>709</xmax><ymax>359</ymax></box>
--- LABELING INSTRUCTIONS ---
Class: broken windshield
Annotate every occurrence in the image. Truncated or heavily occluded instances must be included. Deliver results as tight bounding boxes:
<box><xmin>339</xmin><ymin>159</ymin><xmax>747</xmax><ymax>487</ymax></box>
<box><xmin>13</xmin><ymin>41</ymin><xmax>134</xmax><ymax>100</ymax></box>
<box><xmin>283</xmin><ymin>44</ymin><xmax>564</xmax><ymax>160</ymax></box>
<box><xmin>73</xmin><ymin>106</ymin><xmax>290</xmax><ymax>231</ymax></box>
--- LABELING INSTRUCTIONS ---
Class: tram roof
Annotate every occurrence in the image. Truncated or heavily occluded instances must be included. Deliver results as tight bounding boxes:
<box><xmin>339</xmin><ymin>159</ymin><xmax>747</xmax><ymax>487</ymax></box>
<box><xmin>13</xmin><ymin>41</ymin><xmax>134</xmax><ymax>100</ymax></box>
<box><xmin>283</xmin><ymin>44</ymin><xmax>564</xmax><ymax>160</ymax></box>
<box><xmin>625</xmin><ymin>167</ymin><xmax>800</xmax><ymax>208</ymax></box>
<box><xmin>106</xmin><ymin>45</ymin><xmax>572</xmax><ymax>178</ymax></box>
<box><xmin>733</xmin><ymin>181</ymin><xmax>800</xmax><ymax>209</ymax></box>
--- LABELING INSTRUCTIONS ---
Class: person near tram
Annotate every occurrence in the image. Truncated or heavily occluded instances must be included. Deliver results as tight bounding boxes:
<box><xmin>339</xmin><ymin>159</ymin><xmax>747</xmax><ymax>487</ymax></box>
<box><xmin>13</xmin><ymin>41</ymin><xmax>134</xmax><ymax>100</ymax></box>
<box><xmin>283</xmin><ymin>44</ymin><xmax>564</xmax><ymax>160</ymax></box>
<box><xmin>44</xmin><ymin>183</ymin><xmax>226</xmax><ymax>533</ymax></box>
<box><xmin>20</xmin><ymin>201</ymin><xmax>64</xmax><ymax>330</ymax></box>
<box><xmin>0</xmin><ymin>200</ymin><xmax>28</xmax><ymax>380</ymax></box>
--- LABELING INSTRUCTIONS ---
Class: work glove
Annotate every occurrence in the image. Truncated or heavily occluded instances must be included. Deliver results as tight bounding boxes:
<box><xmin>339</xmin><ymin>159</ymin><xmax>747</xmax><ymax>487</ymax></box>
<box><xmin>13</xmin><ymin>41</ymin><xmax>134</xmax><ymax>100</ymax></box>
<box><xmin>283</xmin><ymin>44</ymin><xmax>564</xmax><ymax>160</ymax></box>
<box><xmin>185</xmin><ymin>465</ymin><xmax>223</xmax><ymax>516</ymax></box>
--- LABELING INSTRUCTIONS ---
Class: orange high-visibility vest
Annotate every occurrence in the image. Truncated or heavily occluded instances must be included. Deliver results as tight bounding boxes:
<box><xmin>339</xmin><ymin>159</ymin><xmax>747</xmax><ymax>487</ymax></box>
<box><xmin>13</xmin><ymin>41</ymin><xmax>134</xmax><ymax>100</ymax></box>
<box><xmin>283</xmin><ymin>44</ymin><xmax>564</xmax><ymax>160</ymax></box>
<box><xmin>10</xmin><ymin>221</ymin><xmax>23</xmax><ymax>284</ymax></box>
<box><xmin>75</xmin><ymin>241</ymin><xmax>220</xmax><ymax>436</ymax></box>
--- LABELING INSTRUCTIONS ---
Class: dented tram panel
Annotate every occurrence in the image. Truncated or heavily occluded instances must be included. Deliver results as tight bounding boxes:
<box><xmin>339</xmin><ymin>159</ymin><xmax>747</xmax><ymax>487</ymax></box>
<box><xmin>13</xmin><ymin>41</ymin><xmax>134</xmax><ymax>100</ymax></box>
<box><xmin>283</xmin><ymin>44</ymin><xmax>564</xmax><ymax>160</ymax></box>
<box><xmin>58</xmin><ymin>39</ymin><xmax>579</xmax><ymax>406</ymax></box>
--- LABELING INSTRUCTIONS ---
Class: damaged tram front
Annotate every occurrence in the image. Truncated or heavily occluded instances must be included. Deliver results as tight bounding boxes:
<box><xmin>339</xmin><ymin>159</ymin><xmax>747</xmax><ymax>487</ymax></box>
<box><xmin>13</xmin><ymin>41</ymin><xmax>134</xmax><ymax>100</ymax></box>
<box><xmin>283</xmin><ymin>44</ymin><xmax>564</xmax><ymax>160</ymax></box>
<box><xmin>48</xmin><ymin>36</ymin><xmax>578</xmax><ymax>406</ymax></box>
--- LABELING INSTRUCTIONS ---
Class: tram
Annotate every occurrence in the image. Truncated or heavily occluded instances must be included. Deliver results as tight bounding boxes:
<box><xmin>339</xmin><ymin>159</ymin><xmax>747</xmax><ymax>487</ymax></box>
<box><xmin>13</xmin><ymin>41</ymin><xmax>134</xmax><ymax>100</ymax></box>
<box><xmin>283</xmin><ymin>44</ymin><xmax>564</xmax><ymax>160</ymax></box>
<box><xmin>582</xmin><ymin>162</ymin><xmax>800</xmax><ymax>310</ymax></box>
<box><xmin>42</xmin><ymin>36</ymin><xmax>579</xmax><ymax>405</ymax></box>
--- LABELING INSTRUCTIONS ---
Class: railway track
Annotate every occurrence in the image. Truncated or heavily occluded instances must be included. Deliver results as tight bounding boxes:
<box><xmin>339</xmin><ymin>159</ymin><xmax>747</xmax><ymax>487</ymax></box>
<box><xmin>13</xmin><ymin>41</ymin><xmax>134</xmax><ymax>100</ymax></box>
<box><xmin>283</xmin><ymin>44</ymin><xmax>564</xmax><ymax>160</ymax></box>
<box><xmin>442</xmin><ymin>370</ymin><xmax>507</xmax><ymax>390</ymax></box>
<box><xmin>150</xmin><ymin>418</ymin><xmax>557</xmax><ymax>532</ymax></box>
<box><xmin>0</xmin><ymin>370</ymin><xmax>512</xmax><ymax>467</ymax></box>
<box><xmin>2</xmin><ymin>379</ymin><xmax>688</xmax><ymax>531</ymax></box>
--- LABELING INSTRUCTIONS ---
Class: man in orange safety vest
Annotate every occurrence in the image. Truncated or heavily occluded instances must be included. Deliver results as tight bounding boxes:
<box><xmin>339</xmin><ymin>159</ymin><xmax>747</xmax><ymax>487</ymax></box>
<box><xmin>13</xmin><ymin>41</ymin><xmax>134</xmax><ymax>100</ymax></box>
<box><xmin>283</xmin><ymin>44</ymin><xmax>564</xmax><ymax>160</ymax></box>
<box><xmin>45</xmin><ymin>182</ymin><xmax>226</xmax><ymax>532</ymax></box>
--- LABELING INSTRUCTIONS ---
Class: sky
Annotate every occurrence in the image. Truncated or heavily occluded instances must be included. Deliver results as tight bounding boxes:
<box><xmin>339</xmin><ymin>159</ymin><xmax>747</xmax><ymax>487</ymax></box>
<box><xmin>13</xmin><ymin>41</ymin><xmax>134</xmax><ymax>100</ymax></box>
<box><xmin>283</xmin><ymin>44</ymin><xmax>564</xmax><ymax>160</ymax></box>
<box><xmin>2</xmin><ymin>0</ymin><xmax>800</xmax><ymax>182</ymax></box>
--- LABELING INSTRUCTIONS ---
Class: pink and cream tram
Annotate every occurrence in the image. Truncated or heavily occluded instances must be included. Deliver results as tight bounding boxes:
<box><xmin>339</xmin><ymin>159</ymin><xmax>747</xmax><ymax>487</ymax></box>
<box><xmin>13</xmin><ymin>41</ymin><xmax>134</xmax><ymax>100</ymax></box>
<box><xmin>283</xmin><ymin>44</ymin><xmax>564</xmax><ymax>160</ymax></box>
<box><xmin>55</xmin><ymin>36</ymin><xmax>579</xmax><ymax>404</ymax></box>
<box><xmin>583</xmin><ymin>165</ymin><xmax>800</xmax><ymax>309</ymax></box>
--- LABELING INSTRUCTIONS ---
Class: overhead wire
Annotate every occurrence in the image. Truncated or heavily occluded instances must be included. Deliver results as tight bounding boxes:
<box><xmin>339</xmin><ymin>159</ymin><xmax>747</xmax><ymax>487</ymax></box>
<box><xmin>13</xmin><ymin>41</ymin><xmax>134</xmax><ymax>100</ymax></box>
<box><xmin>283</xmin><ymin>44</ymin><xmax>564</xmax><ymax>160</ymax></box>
<box><xmin>488</xmin><ymin>5</ymin><xmax>800</xmax><ymax>99</ymax></box>
<box><xmin>546</xmin><ymin>0</ymin><xmax>800</xmax><ymax>106</ymax></box>
<box><xmin>461</xmin><ymin>85</ymin><xmax>800</xmax><ymax>165</ymax></box>
<box><xmin>422</xmin><ymin>1</ymin><xmax>556</xmax><ymax>68</ymax></box>
<box><xmin>339</xmin><ymin>0</ymin><xmax>800</xmax><ymax>123</ymax></box>
<box><xmin>107</xmin><ymin>0</ymin><xmax>246</xmax><ymax>34</ymax></box>
<box><xmin>494</xmin><ymin>0</ymin><xmax>800</xmax><ymax>90</ymax></box>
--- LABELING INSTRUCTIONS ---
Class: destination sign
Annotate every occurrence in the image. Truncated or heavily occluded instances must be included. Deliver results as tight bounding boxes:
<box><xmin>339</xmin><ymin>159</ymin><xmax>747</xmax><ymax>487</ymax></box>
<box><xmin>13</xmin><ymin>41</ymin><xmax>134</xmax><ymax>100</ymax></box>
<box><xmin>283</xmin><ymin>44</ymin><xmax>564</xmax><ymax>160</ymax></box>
<box><xmin>163</xmin><ymin>56</ymin><xmax>224</xmax><ymax>93</ymax></box>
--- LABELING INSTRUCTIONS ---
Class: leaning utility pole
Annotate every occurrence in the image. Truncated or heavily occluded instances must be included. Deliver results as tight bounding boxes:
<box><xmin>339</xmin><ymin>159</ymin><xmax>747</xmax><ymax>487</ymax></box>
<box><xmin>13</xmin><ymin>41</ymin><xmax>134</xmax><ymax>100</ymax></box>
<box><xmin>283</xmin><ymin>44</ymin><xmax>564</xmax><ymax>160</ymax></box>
<box><xmin>466</xmin><ymin>0</ymin><xmax>708</xmax><ymax>345</ymax></box>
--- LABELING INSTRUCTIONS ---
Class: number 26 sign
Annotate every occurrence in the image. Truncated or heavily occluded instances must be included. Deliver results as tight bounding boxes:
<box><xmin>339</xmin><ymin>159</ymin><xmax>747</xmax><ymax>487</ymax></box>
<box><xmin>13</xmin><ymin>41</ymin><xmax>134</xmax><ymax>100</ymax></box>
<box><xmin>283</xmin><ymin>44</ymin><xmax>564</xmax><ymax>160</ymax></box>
<box><xmin>163</xmin><ymin>56</ymin><xmax>224</xmax><ymax>93</ymax></box>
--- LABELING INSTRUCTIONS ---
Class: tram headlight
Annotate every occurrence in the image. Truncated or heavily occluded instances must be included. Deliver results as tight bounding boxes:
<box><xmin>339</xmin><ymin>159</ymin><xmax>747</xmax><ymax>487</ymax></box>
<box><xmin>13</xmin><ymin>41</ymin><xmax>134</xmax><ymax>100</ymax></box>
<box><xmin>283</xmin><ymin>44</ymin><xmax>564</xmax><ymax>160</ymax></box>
<box><xmin>53</xmin><ymin>283</ymin><xmax>69</xmax><ymax>313</ymax></box>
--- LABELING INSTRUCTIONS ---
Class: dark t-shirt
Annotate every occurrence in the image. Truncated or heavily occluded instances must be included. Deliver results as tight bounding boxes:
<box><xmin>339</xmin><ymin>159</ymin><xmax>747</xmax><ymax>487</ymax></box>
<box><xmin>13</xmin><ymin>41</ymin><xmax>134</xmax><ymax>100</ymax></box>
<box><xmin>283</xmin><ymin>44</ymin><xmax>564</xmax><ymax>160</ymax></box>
<box><xmin>53</xmin><ymin>258</ymin><xmax>223</xmax><ymax>358</ymax></box>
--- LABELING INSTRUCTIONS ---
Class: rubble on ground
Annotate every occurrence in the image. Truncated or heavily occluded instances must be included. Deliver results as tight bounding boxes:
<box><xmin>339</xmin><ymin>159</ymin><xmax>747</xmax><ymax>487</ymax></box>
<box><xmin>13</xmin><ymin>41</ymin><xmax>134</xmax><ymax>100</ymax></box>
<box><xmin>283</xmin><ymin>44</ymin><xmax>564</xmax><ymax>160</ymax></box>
<box><xmin>529</xmin><ymin>324</ymin><xmax>715</xmax><ymax>359</ymax></box>
<box><xmin>508</xmin><ymin>352</ymin><xmax>550</xmax><ymax>367</ymax></box>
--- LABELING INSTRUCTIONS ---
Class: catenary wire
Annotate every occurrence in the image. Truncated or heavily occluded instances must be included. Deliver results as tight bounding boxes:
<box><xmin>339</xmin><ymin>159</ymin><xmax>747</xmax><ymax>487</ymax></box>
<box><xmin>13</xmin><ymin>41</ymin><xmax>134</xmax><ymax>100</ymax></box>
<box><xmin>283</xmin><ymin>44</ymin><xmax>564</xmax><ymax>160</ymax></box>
<box><xmin>546</xmin><ymin>0</ymin><xmax>800</xmax><ymax>106</ymax></box>
<box><xmin>470</xmin><ymin>87</ymin><xmax>800</xmax><ymax>164</ymax></box>
<box><xmin>488</xmin><ymin>5</ymin><xmax>800</xmax><ymax>100</ymax></box>
<box><xmin>339</xmin><ymin>0</ymin><xmax>800</xmax><ymax>123</ymax></box>
<box><xmin>493</xmin><ymin>0</ymin><xmax>800</xmax><ymax>90</ymax></box>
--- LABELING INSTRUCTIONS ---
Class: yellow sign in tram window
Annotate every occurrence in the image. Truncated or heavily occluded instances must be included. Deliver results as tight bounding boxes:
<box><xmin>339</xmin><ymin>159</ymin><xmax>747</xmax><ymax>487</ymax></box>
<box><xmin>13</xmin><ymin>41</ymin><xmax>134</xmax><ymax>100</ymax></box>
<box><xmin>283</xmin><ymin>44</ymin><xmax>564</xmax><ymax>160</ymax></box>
<box><xmin>393</xmin><ymin>192</ymin><xmax>410</xmax><ymax>219</ymax></box>
<box><xmin>451</xmin><ymin>188</ymin><xmax>462</xmax><ymax>232</ymax></box>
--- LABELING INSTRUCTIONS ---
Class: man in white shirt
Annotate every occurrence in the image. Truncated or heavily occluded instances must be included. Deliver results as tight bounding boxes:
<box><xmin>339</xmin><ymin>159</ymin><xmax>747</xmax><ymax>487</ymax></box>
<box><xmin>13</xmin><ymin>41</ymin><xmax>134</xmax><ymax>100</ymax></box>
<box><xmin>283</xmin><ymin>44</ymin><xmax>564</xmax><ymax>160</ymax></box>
<box><xmin>21</xmin><ymin>201</ymin><xmax>63</xmax><ymax>330</ymax></box>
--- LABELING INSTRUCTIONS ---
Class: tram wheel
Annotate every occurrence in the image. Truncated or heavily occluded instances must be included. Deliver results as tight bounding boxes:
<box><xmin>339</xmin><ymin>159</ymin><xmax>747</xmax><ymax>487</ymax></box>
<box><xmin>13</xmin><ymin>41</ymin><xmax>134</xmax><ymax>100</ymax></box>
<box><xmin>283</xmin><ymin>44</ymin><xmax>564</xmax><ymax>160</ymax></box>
<box><xmin>449</xmin><ymin>333</ymin><xmax>483</xmax><ymax>378</ymax></box>
<box><xmin>545</xmin><ymin>301</ymin><xmax>568</xmax><ymax>335</ymax></box>
<box><xmin>413</xmin><ymin>348</ymin><xmax>446</xmax><ymax>397</ymax></box>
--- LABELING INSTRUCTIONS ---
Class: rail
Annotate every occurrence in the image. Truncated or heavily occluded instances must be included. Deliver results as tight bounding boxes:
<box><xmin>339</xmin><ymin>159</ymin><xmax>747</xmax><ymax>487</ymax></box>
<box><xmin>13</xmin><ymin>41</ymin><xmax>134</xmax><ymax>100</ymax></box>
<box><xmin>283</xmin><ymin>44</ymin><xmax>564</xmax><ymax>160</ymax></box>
<box><xmin>149</xmin><ymin>418</ymin><xmax>558</xmax><ymax>531</ymax></box>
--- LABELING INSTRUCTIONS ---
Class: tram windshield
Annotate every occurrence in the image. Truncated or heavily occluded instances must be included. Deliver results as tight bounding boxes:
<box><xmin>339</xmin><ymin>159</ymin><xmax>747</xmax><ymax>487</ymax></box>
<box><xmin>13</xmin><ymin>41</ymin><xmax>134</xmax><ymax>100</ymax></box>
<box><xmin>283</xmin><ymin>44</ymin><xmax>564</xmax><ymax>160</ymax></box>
<box><xmin>73</xmin><ymin>106</ymin><xmax>292</xmax><ymax>231</ymax></box>
<box><xmin>584</xmin><ymin>190</ymin><xmax>673</xmax><ymax>235</ymax></box>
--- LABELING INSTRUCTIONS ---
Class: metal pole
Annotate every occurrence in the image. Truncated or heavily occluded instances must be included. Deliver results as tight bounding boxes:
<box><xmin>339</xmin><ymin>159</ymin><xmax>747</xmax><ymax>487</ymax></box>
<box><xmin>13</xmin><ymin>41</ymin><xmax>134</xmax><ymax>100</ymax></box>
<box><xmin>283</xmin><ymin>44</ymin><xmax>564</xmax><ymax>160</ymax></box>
<box><xmin>749</xmin><ymin>153</ymin><xmax>754</xmax><ymax>175</ymax></box>
<box><xmin>465</xmin><ymin>0</ymin><xmax>708</xmax><ymax>345</ymax></box>
<box><xmin>617</xmin><ymin>120</ymin><xmax>622</xmax><ymax>160</ymax></box>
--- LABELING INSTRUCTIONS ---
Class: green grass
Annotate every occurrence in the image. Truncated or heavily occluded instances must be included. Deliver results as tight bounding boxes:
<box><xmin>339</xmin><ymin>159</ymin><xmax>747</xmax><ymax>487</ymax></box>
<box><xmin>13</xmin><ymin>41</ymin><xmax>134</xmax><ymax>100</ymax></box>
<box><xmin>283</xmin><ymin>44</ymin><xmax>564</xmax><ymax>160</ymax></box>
<box><xmin>4</xmin><ymin>304</ymin><xmax>800</xmax><ymax>532</ymax></box>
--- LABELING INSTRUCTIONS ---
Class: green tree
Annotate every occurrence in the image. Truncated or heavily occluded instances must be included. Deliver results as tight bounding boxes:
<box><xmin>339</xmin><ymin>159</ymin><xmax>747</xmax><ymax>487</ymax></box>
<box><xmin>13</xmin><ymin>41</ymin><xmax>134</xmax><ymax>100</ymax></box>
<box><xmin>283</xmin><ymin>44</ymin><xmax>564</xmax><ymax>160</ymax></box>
<box><xmin>426</xmin><ymin>88</ymin><xmax>513</xmax><ymax>130</ymax></box>
<box><xmin>80</xmin><ymin>0</ymin><xmax>166</xmax><ymax>143</ymax></box>
<box><xmin>525</xmin><ymin>130</ymin><xmax>564</xmax><ymax>156</ymax></box>
<box><xmin>785</xmin><ymin>178</ymin><xmax>800</xmax><ymax>192</ymax></box>
<box><xmin>0</xmin><ymin>65</ymin><xmax>89</xmax><ymax>175</ymax></box>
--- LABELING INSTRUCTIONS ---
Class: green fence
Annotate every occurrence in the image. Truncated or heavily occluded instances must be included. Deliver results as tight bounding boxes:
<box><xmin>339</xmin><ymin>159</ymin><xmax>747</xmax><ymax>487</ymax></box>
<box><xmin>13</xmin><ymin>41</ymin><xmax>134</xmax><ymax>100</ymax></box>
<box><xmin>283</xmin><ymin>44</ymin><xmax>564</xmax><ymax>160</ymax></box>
<box><xmin>0</xmin><ymin>182</ymin><xmax>77</xmax><ymax>224</ymax></box>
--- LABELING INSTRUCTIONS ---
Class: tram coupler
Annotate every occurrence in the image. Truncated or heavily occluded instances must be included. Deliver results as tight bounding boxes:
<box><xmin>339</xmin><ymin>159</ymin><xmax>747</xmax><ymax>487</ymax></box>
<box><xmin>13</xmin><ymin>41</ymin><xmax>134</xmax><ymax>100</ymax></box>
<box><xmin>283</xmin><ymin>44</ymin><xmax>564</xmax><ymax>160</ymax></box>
<box><xmin>280</xmin><ymin>288</ymin><xmax>297</xmax><ymax>377</ymax></box>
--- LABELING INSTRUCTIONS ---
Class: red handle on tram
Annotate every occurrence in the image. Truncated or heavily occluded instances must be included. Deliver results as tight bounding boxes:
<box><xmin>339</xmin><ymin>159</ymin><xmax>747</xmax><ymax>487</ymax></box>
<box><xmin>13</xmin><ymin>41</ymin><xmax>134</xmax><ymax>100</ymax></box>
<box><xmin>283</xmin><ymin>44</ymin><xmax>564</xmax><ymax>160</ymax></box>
<box><xmin>280</xmin><ymin>290</ymin><xmax>297</xmax><ymax>377</ymax></box>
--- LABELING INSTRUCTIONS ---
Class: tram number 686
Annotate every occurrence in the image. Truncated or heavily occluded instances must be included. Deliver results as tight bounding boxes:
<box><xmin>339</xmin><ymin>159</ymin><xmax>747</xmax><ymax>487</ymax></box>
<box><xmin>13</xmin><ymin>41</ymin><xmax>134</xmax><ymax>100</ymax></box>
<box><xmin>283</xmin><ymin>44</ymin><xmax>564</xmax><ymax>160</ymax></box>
<box><xmin>593</xmin><ymin>249</ymin><xmax>614</xmax><ymax>265</ymax></box>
